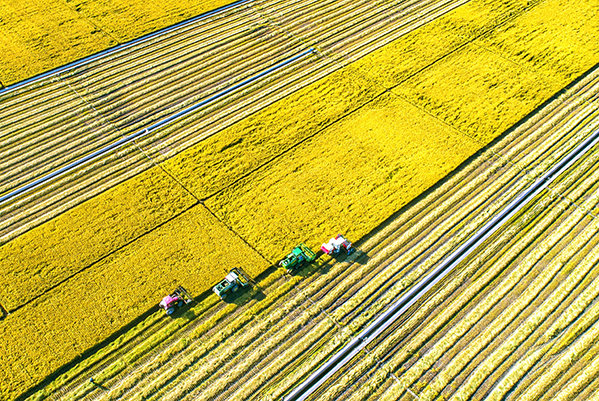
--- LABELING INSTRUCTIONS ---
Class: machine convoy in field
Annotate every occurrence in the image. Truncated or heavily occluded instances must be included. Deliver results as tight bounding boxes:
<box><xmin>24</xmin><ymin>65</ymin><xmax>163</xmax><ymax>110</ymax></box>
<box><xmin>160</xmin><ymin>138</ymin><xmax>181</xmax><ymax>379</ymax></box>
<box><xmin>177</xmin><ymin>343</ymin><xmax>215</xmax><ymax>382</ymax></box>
<box><xmin>162</xmin><ymin>234</ymin><xmax>354</xmax><ymax>313</ymax></box>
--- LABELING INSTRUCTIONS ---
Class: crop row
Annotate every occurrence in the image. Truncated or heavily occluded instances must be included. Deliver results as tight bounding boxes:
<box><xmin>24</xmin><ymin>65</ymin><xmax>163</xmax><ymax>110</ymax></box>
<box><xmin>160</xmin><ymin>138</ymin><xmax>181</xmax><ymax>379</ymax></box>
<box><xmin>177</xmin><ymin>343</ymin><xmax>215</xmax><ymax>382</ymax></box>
<box><xmin>312</xmin><ymin>82</ymin><xmax>599</xmax><ymax>399</ymax></box>
<box><xmin>0</xmin><ymin>0</ymin><xmax>464</xmax><ymax>247</ymax></box>
<box><xmin>29</xmin><ymin>21</ymin><xmax>599</xmax><ymax>400</ymax></box>
<box><xmin>198</xmin><ymin>76</ymin><xmax>599</xmax><ymax>401</ymax></box>
<box><xmin>17</xmin><ymin>0</ymin><xmax>596</xmax><ymax>396</ymax></box>
<box><xmin>184</xmin><ymin>57</ymin><xmax>599</xmax><ymax>401</ymax></box>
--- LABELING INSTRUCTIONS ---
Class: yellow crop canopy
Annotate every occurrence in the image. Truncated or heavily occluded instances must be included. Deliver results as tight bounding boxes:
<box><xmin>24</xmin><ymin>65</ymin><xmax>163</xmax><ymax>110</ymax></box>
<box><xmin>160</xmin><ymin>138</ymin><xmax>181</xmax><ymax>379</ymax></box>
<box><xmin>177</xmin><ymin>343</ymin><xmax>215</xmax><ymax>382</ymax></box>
<box><xmin>0</xmin><ymin>0</ymin><xmax>238</xmax><ymax>86</ymax></box>
<box><xmin>395</xmin><ymin>42</ymin><xmax>555</xmax><ymax>146</ymax></box>
<box><xmin>207</xmin><ymin>92</ymin><xmax>479</xmax><ymax>262</ymax></box>
<box><xmin>0</xmin><ymin>167</ymin><xmax>196</xmax><ymax>311</ymax></box>
<box><xmin>0</xmin><ymin>0</ymin><xmax>114</xmax><ymax>85</ymax></box>
<box><xmin>480</xmin><ymin>0</ymin><xmax>599</xmax><ymax>86</ymax></box>
<box><xmin>162</xmin><ymin>66</ymin><xmax>381</xmax><ymax>199</ymax></box>
<box><xmin>0</xmin><ymin>205</ymin><xmax>268</xmax><ymax>399</ymax></box>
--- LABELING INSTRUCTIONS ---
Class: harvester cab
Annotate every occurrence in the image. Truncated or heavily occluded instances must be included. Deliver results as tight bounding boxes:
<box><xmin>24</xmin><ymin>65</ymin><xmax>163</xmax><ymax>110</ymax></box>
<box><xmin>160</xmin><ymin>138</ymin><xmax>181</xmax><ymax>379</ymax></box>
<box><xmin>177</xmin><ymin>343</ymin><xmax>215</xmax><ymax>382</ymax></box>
<box><xmin>321</xmin><ymin>234</ymin><xmax>354</xmax><ymax>256</ymax></box>
<box><xmin>213</xmin><ymin>267</ymin><xmax>251</xmax><ymax>300</ymax></box>
<box><xmin>279</xmin><ymin>243</ymin><xmax>317</xmax><ymax>273</ymax></box>
<box><xmin>159</xmin><ymin>286</ymin><xmax>193</xmax><ymax>316</ymax></box>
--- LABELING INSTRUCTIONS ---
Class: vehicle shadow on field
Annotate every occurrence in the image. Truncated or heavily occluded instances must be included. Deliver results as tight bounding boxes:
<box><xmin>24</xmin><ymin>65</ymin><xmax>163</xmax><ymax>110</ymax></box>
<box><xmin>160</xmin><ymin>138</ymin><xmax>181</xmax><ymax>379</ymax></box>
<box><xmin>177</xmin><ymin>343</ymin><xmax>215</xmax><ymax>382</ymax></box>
<box><xmin>220</xmin><ymin>287</ymin><xmax>267</xmax><ymax>306</ymax></box>
<box><xmin>290</xmin><ymin>249</ymin><xmax>370</xmax><ymax>278</ymax></box>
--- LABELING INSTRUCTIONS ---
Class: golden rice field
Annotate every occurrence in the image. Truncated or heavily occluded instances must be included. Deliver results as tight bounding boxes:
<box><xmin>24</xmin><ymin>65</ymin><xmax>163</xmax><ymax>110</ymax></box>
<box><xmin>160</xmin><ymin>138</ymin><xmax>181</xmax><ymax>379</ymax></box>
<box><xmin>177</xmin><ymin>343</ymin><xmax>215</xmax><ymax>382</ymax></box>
<box><xmin>205</xmin><ymin>91</ymin><xmax>479</xmax><ymax>261</ymax></box>
<box><xmin>24</xmin><ymin>64</ymin><xmax>599</xmax><ymax>401</ymax></box>
<box><xmin>1</xmin><ymin>0</ymin><xmax>599</xmax><ymax>399</ymax></box>
<box><xmin>0</xmin><ymin>0</ymin><xmax>237</xmax><ymax>85</ymax></box>
<box><xmin>0</xmin><ymin>167</ymin><xmax>196</xmax><ymax>311</ymax></box>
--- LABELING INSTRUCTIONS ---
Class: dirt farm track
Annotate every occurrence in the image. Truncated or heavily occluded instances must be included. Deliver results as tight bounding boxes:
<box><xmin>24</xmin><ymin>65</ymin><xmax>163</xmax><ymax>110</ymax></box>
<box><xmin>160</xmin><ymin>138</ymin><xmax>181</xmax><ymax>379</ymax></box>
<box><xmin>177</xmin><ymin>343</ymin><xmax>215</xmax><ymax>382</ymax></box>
<box><xmin>1</xmin><ymin>0</ymin><xmax>599</xmax><ymax>399</ymax></box>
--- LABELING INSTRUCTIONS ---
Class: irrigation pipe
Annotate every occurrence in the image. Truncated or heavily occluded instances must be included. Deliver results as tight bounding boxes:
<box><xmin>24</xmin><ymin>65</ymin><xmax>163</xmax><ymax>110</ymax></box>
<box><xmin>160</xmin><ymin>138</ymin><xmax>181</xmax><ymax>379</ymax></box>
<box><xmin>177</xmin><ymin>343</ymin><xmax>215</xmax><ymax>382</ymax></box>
<box><xmin>284</xmin><ymin>127</ymin><xmax>599</xmax><ymax>401</ymax></box>
<box><xmin>0</xmin><ymin>0</ymin><xmax>255</xmax><ymax>96</ymax></box>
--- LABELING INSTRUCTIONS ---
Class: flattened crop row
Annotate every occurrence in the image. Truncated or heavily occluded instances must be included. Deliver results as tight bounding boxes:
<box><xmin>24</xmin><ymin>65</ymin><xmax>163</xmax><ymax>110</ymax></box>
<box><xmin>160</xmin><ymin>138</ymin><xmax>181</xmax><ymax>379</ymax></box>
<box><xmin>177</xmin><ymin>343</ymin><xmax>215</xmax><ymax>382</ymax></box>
<box><xmin>0</xmin><ymin>0</ymin><xmax>471</xmax><ymax>249</ymax></box>
<box><xmin>314</xmin><ymin>75</ymin><xmax>599</xmax><ymax>401</ymax></box>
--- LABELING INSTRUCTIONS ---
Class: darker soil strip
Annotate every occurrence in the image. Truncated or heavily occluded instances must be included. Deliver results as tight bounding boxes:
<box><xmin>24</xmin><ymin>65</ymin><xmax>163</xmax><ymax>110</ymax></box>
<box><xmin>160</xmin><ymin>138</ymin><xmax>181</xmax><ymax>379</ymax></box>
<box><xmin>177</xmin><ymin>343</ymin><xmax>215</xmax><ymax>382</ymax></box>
<box><xmin>0</xmin><ymin>303</ymin><xmax>8</xmax><ymax>320</ymax></box>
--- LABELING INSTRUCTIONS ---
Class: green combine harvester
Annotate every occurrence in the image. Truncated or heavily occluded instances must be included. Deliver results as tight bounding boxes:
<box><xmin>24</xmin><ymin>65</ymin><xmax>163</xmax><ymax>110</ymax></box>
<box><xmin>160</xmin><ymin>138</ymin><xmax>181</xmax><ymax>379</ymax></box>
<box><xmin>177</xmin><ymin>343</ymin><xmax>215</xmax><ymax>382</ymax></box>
<box><xmin>279</xmin><ymin>243</ymin><xmax>316</xmax><ymax>273</ymax></box>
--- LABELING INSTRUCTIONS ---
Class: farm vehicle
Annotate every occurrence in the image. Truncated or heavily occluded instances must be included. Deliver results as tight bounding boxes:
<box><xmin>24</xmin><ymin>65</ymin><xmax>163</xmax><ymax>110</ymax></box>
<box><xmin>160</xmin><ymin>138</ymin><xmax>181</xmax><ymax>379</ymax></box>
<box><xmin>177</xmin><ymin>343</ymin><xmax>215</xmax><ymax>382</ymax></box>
<box><xmin>209</xmin><ymin>234</ymin><xmax>354</xmax><ymax>302</ymax></box>
<box><xmin>212</xmin><ymin>267</ymin><xmax>251</xmax><ymax>300</ymax></box>
<box><xmin>159</xmin><ymin>286</ymin><xmax>193</xmax><ymax>316</ymax></box>
<box><xmin>321</xmin><ymin>234</ymin><xmax>354</xmax><ymax>256</ymax></box>
<box><xmin>279</xmin><ymin>242</ymin><xmax>317</xmax><ymax>273</ymax></box>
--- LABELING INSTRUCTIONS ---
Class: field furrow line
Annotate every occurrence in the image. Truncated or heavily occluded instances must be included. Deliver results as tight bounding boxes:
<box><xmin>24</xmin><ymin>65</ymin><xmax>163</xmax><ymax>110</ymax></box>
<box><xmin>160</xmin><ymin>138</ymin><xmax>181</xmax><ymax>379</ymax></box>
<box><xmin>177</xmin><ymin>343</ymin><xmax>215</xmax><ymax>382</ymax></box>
<box><xmin>274</xmin><ymin>64</ymin><xmax>599</xmax><ymax>398</ymax></box>
<box><xmin>333</xmin><ymin>115</ymin><xmax>599</xmax><ymax>401</ymax></box>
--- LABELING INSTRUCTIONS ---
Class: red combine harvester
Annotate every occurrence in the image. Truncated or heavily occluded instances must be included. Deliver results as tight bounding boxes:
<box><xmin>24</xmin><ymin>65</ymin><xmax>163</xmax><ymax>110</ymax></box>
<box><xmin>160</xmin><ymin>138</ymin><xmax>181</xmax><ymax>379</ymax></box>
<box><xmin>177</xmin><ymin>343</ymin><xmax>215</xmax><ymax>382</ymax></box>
<box><xmin>159</xmin><ymin>286</ymin><xmax>193</xmax><ymax>316</ymax></box>
<box><xmin>321</xmin><ymin>234</ymin><xmax>354</xmax><ymax>256</ymax></box>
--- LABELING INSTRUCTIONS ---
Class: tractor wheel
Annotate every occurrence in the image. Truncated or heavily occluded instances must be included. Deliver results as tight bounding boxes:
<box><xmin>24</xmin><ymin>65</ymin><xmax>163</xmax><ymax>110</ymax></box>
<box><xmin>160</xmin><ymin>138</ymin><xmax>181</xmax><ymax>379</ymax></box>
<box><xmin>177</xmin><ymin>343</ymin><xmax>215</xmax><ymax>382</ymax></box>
<box><xmin>177</xmin><ymin>301</ymin><xmax>183</xmax><ymax>307</ymax></box>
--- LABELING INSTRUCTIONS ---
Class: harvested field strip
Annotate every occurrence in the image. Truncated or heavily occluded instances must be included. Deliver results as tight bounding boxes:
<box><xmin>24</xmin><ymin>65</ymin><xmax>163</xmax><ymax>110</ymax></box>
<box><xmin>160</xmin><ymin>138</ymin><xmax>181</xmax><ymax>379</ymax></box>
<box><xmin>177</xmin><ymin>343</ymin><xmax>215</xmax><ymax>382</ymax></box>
<box><xmin>310</xmin><ymin>96</ymin><xmax>599</xmax><ymax>399</ymax></box>
<box><xmin>93</xmin><ymin>273</ymin><xmax>294</xmax><ymax>401</ymax></box>
<box><xmin>0</xmin><ymin>0</ymin><xmax>243</xmax><ymax>86</ymax></box>
<box><xmin>322</xmin><ymin>166</ymin><xmax>599</xmax><ymax>397</ymax></box>
<box><xmin>0</xmin><ymin>166</ymin><xmax>196</xmax><ymax>311</ymax></box>
<box><xmin>0</xmin><ymin>83</ymin><xmax>81</xmax><ymax>133</ymax></box>
<box><xmin>0</xmin><ymin>29</ymin><xmax>301</xmax><ymax>185</ymax></box>
<box><xmin>161</xmin><ymin>64</ymin><xmax>380</xmax><ymax>199</ymax></box>
<box><xmin>30</xmin><ymin>62</ymin><xmax>599</xmax><ymax>401</ymax></box>
<box><xmin>0</xmin><ymin>204</ymin><xmax>268</xmax><ymax>399</ymax></box>
<box><xmin>0</xmin><ymin>0</ymin><xmax>473</xmax><ymax>243</ymax></box>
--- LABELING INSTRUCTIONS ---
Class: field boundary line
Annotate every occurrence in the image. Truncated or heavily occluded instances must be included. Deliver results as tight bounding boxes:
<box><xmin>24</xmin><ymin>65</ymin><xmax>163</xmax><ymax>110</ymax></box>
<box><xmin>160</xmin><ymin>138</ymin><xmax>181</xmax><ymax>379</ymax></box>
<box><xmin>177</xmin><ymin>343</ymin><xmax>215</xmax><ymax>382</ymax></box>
<box><xmin>132</xmin><ymin>138</ymin><xmax>201</xmax><ymax>203</ymax></box>
<box><xmin>59</xmin><ymin>0</ymin><xmax>122</xmax><ymax>45</ymax></box>
<box><xmin>375</xmin><ymin>0</ymin><xmax>552</xmax><ymax>146</ymax></box>
<box><xmin>0</xmin><ymin>0</ymin><xmax>254</xmax><ymax>95</ymax></box>
<box><xmin>4</xmin><ymin>201</ymin><xmax>199</xmax><ymax>314</ymax></box>
<box><xmin>201</xmin><ymin>88</ymin><xmax>390</xmax><ymax>203</ymax></box>
<box><xmin>200</xmin><ymin>202</ymin><xmax>273</xmax><ymax>266</ymax></box>
<box><xmin>283</xmin><ymin>127</ymin><xmax>599</xmax><ymax>401</ymax></box>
